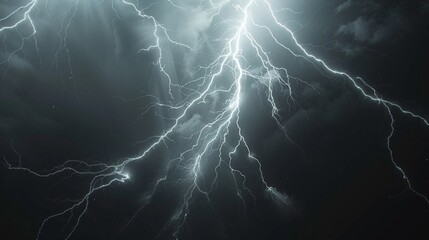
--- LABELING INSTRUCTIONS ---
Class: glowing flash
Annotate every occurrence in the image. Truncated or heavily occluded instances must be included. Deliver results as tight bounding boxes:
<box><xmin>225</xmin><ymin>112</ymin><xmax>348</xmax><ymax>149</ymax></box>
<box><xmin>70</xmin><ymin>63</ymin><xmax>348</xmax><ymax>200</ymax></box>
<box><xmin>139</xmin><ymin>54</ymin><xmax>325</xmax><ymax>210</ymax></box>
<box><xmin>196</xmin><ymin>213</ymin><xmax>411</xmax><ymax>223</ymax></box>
<box><xmin>1</xmin><ymin>0</ymin><xmax>428</xmax><ymax>239</ymax></box>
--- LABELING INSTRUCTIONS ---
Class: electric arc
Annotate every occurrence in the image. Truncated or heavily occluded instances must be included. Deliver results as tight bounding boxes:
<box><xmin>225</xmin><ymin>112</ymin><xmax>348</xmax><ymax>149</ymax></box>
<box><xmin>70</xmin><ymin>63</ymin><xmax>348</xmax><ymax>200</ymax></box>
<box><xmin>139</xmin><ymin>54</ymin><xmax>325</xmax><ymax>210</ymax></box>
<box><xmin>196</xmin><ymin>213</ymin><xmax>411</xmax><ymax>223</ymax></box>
<box><xmin>1</xmin><ymin>0</ymin><xmax>428</xmax><ymax>239</ymax></box>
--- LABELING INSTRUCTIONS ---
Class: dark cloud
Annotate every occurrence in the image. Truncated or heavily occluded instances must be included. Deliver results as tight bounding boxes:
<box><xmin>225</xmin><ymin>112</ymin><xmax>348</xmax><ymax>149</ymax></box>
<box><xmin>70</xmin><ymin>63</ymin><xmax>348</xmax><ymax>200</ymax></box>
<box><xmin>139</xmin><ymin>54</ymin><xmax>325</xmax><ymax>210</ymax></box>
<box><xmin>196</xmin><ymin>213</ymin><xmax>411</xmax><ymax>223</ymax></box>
<box><xmin>336</xmin><ymin>2</ymin><xmax>409</xmax><ymax>45</ymax></box>
<box><xmin>336</xmin><ymin>0</ymin><xmax>354</xmax><ymax>13</ymax></box>
<box><xmin>336</xmin><ymin>11</ymin><xmax>407</xmax><ymax>44</ymax></box>
<box><xmin>332</xmin><ymin>0</ymin><xmax>429</xmax><ymax>58</ymax></box>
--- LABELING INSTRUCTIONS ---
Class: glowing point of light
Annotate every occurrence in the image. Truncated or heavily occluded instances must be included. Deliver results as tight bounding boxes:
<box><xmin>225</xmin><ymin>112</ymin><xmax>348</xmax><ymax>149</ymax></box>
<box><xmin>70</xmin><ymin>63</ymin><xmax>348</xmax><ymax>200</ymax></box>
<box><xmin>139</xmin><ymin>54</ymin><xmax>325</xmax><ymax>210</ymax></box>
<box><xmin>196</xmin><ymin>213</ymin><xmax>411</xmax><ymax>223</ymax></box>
<box><xmin>121</xmin><ymin>172</ymin><xmax>130</xmax><ymax>180</ymax></box>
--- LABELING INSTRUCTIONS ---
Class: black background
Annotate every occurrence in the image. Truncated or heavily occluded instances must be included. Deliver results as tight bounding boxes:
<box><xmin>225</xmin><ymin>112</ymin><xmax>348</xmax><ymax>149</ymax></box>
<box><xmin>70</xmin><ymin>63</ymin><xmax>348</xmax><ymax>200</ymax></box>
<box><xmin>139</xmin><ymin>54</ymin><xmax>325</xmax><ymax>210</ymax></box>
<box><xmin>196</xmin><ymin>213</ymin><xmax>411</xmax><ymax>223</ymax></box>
<box><xmin>1</xmin><ymin>0</ymin><xmax>429</xmax><ymax>239</ymax></box>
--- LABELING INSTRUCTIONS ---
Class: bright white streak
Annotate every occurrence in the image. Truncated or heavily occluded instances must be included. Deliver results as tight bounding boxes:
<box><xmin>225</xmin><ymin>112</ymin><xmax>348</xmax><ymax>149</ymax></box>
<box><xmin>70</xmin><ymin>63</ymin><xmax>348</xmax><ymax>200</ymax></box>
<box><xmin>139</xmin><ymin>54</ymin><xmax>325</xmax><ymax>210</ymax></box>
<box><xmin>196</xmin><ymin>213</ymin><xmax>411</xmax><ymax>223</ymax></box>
<box><xmin>1</xmin><ymin>0</ymin><xmax>428</xmax><ymax>239</ymax></box>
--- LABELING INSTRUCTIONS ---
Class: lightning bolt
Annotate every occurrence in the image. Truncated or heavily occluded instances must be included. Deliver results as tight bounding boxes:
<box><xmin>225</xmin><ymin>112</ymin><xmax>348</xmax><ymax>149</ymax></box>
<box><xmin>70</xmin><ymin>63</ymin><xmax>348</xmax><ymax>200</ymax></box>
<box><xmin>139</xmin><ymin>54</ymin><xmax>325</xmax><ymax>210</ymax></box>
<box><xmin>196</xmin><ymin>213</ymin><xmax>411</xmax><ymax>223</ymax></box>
<box><xmin>1</xmin><ymin>0</ymin><xmax>428</xmax><ymax>239</ymax></box>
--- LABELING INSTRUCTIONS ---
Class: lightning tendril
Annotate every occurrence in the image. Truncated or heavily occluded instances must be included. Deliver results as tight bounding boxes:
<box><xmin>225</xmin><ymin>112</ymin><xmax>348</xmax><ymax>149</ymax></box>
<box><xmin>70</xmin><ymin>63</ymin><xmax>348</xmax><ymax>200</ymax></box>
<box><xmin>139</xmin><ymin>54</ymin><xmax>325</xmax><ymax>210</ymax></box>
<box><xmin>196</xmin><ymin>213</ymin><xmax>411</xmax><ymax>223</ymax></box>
<box><xmin>1</xmin><ymin>0</ymin><xmax>428</xmax><ymax>239</ymax></box>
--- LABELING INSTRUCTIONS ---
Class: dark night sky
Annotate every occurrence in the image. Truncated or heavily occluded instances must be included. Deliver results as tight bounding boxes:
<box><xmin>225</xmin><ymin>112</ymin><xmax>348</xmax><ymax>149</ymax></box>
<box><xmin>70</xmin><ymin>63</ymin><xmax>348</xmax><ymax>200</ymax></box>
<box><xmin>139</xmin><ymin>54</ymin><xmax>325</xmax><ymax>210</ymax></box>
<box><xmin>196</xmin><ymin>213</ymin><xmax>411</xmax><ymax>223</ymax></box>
<box><xmin>1</xmin><ymin>0</ymin><xmax>429</xmax><ymax>240</ymax></box>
